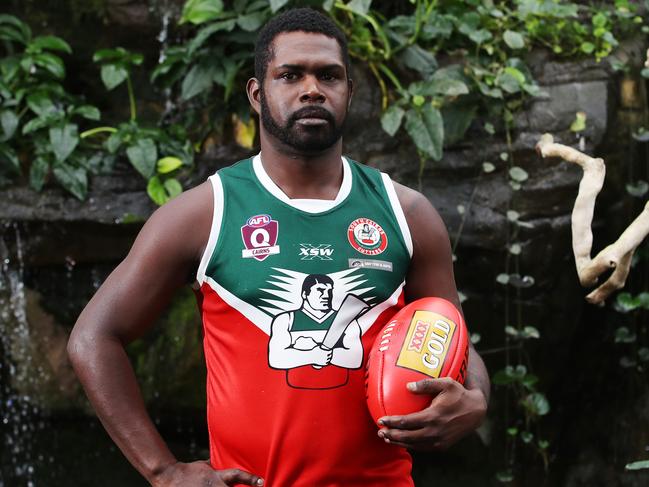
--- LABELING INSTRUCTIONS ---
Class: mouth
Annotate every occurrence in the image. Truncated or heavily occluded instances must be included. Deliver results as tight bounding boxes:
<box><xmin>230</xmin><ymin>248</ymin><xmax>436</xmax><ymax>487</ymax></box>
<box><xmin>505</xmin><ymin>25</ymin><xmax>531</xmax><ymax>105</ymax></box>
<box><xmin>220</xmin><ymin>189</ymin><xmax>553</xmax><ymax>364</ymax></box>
<box><xmin>291</xmin><ymin>108</ymin><xmax>334</xmax><ymax>127</ymax></box>
<box><xmin>296</xmin><ymin>117</ymin><xmax>329</xmax><ymax>126</ymax></box>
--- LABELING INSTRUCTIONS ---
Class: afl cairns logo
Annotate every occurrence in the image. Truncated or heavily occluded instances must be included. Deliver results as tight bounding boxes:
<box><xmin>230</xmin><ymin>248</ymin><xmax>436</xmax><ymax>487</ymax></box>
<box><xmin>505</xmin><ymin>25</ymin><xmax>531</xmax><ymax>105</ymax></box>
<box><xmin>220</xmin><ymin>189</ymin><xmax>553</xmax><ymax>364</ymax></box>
<box><xmin>241</xmin><ymin>214</ymin><xmax>280</xmax><ymax>261</ymax></box>
<box><xmin>347</xmin><ymin>218</ymin><xmax>387</xmax><ymax>256</ymax></box>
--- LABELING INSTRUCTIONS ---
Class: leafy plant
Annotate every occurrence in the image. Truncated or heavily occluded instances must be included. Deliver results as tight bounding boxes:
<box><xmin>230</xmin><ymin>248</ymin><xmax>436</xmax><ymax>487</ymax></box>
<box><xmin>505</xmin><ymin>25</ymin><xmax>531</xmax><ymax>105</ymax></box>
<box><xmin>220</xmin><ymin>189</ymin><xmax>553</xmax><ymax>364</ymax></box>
<box><xmin>82</xmin><ymin>47</ymin><xmax>194</xmax><ymax>205</ymax></box>
<box><xmin>0</xmin><ymin>14</ymin><xmax>103</xmax><ymax>198</ymax></box>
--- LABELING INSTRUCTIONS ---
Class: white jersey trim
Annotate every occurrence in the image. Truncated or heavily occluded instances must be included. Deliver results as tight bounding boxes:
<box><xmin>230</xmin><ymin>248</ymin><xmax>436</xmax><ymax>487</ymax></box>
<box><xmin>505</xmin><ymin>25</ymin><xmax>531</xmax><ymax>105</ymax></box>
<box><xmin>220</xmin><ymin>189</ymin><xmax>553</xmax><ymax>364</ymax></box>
<box><xmin>252</xmin><ymin>153</ymin><xmax>352</xmax><ymax>214</ymax></box>
<box><xmin>196</xmin><ymin>173</ymin><xmax>224</xmax><ymax>284</ymax></box>
<box><xmin>203</xmin><ymin>274</ymin><xmax>405</xmax><ymax>338</ymax></box>
<box><xmin>381</xmin><ymin>173</ymin><xmax>413</xmax><ymax>258</ymax></box>
<box><xmin>205</xmin><ymin>276</ymin><xmax>272</xmax><ymax>335</ymax></box>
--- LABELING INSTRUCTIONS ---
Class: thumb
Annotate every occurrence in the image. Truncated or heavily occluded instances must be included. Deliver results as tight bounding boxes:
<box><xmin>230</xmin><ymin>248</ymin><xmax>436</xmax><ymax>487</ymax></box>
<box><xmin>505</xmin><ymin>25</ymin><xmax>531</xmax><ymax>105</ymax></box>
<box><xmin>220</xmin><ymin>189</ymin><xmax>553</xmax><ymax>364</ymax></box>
<box><xmin>407</xmin><ymin>377</ymin><xmax>457</xmax><ymax>395</ymax></box>
<box><xmin>220</xmin><ymin>468</ymin><xmax>264</xmax><ymax>486</ymax></box>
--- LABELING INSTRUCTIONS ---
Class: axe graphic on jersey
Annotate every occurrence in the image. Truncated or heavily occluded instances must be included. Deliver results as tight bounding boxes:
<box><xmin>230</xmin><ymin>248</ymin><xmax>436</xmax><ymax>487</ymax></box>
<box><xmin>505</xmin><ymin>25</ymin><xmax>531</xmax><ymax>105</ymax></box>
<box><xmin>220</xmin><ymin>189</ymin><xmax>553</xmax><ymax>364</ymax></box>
<box><xmin>267</xmin><ymin>273</ymin><xmax>371</xmax><ymax>390</ymax></box>
<box><xmin>312</xmin><ymin>294</ymin><xmax>370</xmax><ymax>369</ymax></box>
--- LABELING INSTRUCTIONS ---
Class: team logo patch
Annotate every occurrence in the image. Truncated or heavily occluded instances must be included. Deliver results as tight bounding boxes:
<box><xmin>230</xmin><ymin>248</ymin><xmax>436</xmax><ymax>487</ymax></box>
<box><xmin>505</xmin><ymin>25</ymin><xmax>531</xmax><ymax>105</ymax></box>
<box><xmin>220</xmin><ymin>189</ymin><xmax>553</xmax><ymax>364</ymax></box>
<box><xmin>299</xmin><ymin>244</ymin><xmax>334</xmax><ymax>260</ymax></box>
<box><xmin>241</xmin><ymin>214</ymin><xmax>280</xmax><ymax>261</ymax></box>
<box><xmin>396</xmin><ymin>310</ymin><xmax>457</xmax><ymax>378</ymax></box>
<box><xmin>347</xmin><ymin>218</ymin><xmax>388</xmax><ymax>256</ymax></box>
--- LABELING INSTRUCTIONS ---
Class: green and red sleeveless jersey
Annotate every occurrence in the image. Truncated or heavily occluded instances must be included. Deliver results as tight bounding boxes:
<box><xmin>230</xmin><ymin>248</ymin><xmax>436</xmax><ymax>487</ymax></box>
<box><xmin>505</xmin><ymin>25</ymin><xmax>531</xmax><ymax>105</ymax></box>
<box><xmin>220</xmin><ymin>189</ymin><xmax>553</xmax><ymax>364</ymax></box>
<box><xmin>196</xmin><ymin>154</ymin><xmax>414</xmax><ymax>486</ymax></box>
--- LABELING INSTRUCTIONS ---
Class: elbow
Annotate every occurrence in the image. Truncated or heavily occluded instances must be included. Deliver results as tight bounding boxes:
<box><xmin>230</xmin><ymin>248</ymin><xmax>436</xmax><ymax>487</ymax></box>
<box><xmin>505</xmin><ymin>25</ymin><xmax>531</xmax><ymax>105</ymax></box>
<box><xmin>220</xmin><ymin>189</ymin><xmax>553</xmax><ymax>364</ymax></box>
<box><xmin>67</xmin><ymin>322</ymin><xmax>105</xmax><ymax>372</ymax></box>
<box><xmin>66</xmin><ymin>326</ymin><xmax>89</xmax><ymax>371</ymax></box>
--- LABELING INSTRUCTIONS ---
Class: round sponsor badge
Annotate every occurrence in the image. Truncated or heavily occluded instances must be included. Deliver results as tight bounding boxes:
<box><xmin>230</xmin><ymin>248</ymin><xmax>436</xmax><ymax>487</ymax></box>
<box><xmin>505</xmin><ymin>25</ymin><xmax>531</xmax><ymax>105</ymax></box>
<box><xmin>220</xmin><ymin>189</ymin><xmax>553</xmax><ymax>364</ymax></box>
<box><xmin>347</xmin><ymin>218</ymin><xmax>388</xmax><ymax>255</ymax></box>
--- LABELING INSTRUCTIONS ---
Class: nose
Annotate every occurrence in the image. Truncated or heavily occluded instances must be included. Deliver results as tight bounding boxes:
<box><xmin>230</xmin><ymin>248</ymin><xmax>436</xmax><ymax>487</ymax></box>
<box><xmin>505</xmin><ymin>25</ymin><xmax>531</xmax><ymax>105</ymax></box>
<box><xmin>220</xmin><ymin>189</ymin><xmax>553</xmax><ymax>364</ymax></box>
<box><xmin>299</xmin><ymin>76</ymin><xmax>325</xmax><ymax>103</ymax></box>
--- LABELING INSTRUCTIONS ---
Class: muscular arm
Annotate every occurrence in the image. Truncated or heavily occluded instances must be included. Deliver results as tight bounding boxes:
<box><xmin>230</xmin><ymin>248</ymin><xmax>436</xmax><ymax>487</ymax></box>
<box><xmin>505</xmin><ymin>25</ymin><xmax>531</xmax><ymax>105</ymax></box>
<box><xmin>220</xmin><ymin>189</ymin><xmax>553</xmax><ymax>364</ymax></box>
<box><xmin>268</xmin><ymin>314</ymin><xmax>332</xmax><ymax>368</ymax></box>
<box><xmin>377</xmin><ymin>182</ymin><xmax>489</xmax><ymax>450</ymax></box>
<box><xmin>67</xmin><ymin>184</ymin><xmax>263</xmax><ymax>486</ymax></box>
<box><xmin>399</xmin><ymin>184</ymin><xmax>490</xmax><ymax>403</ymax></box>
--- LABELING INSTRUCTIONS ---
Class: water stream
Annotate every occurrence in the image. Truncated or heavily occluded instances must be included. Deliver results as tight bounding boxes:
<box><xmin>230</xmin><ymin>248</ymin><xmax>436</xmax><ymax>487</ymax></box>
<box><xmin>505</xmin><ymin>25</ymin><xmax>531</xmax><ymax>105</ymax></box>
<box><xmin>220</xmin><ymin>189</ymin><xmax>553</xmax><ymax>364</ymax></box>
<box><xmin>0</xmin><ymin>223</ymin><xmax>43</xmax><ymax>486</ymax></box>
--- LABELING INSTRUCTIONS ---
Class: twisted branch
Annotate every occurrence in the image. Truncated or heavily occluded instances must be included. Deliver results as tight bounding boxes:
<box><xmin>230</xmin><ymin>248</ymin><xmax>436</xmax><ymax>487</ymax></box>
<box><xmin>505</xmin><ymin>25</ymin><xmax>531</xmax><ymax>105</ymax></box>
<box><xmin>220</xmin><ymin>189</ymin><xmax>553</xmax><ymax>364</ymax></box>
<box><xmin>536</xmin><ymin>134</ymin><xmax>649</xmax><ymax>304</ymax></box>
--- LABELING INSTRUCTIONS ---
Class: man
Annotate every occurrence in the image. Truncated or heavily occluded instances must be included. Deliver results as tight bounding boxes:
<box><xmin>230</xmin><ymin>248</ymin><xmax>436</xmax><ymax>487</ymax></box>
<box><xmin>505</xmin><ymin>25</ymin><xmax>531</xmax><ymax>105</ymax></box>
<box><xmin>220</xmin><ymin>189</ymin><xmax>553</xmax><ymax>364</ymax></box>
<box><xmin>268</xmin><ymin>273</ymin><xmax>367</xmax><ymax>389</ymax></box>
<box><xmin>68</xmin><ymin>8</ymin><xmax>489</xmax><ymax>487</ymax></box>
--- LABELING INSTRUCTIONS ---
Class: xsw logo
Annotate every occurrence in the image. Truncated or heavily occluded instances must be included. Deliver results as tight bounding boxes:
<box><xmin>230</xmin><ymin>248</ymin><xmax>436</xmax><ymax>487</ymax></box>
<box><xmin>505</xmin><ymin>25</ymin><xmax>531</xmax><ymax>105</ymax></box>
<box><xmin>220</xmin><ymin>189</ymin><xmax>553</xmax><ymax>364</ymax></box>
<box><xmin>299</xmin><ymin>244</ymin><xmax>334</xmax><ymax>260</ymax></box>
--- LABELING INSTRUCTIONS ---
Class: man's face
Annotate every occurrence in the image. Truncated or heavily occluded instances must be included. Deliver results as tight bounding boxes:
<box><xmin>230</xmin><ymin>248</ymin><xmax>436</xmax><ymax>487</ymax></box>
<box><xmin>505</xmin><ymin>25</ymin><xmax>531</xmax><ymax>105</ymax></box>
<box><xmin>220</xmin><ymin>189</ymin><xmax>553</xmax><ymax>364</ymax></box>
<box><xmin>257</xmin><ymin>31</ymin><xmax>351</xmax><ymax>153</ymax></box>
<box><xmin>304</xmin><ymin>282</ymin><xmax>333</xmax><ymax>311</ymax></box>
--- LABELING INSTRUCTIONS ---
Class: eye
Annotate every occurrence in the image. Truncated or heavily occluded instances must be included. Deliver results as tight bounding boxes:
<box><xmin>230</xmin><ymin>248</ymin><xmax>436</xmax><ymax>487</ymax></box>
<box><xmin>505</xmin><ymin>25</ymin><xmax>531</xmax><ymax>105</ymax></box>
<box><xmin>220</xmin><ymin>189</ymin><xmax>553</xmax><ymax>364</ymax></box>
<box><xmin>320</xmin><ymin>72</ymin><xmax>338</xmax><ymax>81</ymax></box>
<box><xmin>280</xmin><ymin>71</ymin><xmax>298</xmax><ymax>80</ymax></box>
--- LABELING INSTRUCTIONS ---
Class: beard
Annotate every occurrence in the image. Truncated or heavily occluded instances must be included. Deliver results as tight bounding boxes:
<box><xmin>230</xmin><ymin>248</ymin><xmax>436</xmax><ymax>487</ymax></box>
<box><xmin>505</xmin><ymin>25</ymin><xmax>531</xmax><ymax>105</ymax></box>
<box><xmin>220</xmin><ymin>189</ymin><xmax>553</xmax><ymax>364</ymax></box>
<box><xmin>259</xmin><ymin>90</ymin><xmax>346</xmax><ymax>152</ymax></box>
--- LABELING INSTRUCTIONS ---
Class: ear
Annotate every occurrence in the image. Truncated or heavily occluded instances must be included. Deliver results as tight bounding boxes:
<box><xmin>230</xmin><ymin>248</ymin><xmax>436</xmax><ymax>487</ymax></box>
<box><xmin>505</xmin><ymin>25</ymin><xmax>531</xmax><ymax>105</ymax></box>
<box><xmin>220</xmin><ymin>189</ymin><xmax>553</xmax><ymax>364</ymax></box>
<box><xmin>347</xmin><ymin>78</ymin><xmax>354</xmax><ymax>111</ymax></box>
<box><xmin>247</xmin><ymin>77</ymin><xmax>261</xmax><ymax>115</ymax></box>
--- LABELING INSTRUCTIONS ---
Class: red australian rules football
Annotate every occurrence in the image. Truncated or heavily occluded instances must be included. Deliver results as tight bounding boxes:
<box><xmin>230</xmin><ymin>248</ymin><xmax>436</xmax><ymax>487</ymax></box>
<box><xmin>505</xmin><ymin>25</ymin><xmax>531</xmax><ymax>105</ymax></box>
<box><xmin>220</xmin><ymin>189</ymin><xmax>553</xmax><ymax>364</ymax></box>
<box><xmin>365</xmin><ymin>297</ymin><xmax>469</xmax><ymax>424</ymax></box>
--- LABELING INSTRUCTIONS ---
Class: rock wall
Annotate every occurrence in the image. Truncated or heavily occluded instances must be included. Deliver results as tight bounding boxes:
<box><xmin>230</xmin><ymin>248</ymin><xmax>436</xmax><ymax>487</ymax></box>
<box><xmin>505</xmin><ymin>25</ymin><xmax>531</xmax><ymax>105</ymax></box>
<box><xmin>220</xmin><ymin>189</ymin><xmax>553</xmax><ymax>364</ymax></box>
<box><xmin>1</xmin><ymin>2</ymin><xmax>649</xmax><ymax>485</ymax></box>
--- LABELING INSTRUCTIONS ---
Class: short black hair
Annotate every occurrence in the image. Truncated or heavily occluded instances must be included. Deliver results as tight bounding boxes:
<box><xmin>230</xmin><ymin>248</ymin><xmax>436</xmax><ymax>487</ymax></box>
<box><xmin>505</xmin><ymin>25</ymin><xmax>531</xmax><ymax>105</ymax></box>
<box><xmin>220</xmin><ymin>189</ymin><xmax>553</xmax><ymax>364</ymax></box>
<box><xmin>254</xmin><ymin>8</ymin><xmax>350</xmax><ymax>84</ymax></box>
<box><xmin>301</xmin><ymin>274</ymin><xmax>334</xmax><ymax>296</ymax></box>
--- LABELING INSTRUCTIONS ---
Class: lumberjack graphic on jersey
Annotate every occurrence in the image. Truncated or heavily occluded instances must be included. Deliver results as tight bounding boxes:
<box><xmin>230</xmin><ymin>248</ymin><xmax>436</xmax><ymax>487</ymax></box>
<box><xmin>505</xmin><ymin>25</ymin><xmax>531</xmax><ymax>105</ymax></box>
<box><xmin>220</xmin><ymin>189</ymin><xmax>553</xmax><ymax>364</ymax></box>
<box><xmin>268</xmin><ymin>273</ymin><xmax>370</xmax><ymax>389</ymax></box>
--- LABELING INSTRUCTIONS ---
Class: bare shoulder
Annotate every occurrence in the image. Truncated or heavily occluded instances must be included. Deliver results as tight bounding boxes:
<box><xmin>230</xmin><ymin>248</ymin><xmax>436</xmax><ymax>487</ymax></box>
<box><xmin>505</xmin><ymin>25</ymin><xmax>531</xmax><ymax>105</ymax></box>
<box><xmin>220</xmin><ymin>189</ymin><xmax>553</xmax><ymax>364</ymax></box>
<box><xmin>392</xmin><ymin>180</ymin><xmax>448</xmax><ymax>241</ymax></box>
<box><xmin>130</xmin><ymin>180</ymin><xmax>214</xmax><ymax>265</ymax></box>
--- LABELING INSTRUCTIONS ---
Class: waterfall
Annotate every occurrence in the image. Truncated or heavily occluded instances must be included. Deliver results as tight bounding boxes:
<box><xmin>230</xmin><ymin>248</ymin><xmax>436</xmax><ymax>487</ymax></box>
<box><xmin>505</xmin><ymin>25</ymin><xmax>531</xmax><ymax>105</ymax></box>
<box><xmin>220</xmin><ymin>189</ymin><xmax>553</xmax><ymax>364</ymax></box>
<box><xmin>0</xmin><ymin>222</ymin><xmax>43</xmax><ymax>486</ymax></box>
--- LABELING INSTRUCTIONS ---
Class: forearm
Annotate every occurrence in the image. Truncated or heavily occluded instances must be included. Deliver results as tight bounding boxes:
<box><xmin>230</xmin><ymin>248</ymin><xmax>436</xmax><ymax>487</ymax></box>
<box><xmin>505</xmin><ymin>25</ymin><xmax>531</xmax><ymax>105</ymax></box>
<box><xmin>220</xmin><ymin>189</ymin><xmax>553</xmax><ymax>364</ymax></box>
<box><xmin>464</xmin><ymin>344</ymin><xmax>490</xmax><ymax>404</ymax></box>
<box><xmin>67</xmin><ymin>329</ymin><xmax>176</xmax><ymax>484</ymax></box>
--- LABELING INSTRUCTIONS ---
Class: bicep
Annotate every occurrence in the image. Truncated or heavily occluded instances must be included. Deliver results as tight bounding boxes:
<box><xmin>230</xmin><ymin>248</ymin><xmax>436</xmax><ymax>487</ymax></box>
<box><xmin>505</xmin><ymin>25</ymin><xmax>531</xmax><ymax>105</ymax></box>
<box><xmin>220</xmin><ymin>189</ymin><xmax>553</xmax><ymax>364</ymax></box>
<box><xmin>399</xmin><ymin>186</ymin><xmax>461</xmax><ymax>310</ymax></box>
<box><xmin>73</xmin><ymin>183</ymin><xmax>213</xmax><ymax>344</ymax></box>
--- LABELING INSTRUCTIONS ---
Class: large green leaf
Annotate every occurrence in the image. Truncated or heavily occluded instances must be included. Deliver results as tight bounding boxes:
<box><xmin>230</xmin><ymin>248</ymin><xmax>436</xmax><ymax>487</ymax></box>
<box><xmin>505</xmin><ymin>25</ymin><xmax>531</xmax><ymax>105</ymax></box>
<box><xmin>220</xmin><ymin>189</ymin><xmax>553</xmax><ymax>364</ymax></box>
<box><xmin>49</xmin><ymin>123</ymin><xmax>79</xmax><ymax>162</ymax></box>
<box><xmin>0</xmin><ymin>142</ymin><xmax>20</xmax><ymax>171</ymax></box>
<box><xmin>405</xmin><ymin>104</ymin><xmax>444</xmax><ymax>161</ymax></box>
<box><xmin>73</xmin><ymin>105</ymin><xmax>101</xmax><ymax>121</ymax></box>
<box><xmin>0</xmin><ymin>15</ymin><xmax>31</xmax><ymax>44</ymax></box>
<box><xmin>126</xmin><ymin>138</ymin><xmax>157</xmax><ymax>179</ymax></box>
<box><xmin>187</xmin><ymin>20</ymin><xmax>236</xmax><ymax>56</ymax></box>
<box><xmin>29</xmin><ymin>156</ymin><xmax>49</xmax><ymax>191</ymax></box>
<box><xmin>401</xmin><ymin>45</ymin><xmax>437</xmax><ymax>77</ymax></box>
<box><xmin>237</xmin><ymin>12</ymin><xmax>266</xmax><ymax>32</ymax></box>
<box><xmin>147</xmin><ymin>176</ymin><xmax>183</xmax><ymax>205</ymax></box>
<box><xmin>164</xmin><ymin>178</ymin><xmax>183</xmax><ymax>199</ymax></box>
<box><xmin>22</xmin><ymin>115</ymin><xmax>56</xmax><ymax>134</ymax></box>
<box><xmin>442</xmin><ymin>105</ymin><xmax>476</xmax><ymax>145</ymax></box>
<box><xmin>106</xmin><ymin>131</ymin><xmax>124</xmax><ymax>154</ymax></box>
<box><xmin>381</xmin><ymin>105</ymin><xmax>405</xmax><ymax>137</ymax></box>
<box><xmin>270</xmin><ymin>0</ymin><xmax>290</xmax><ymax>12</ymax></box>
<box><xmin>410</xmin><ymin>77</ymin><xmax>469</xmax><ymax>97</ymax></box>
<box><xmin>468</xmin><ymin>29</ymin><xmax>492</xmax><ymax>44</ymax></box>
<box><xmin>101</xmin><ymin>64</ymin><xmax>129</xmax><ymax>90</ymax></box>
<box><xmin>93</xmin><ymin>47</ymin><xmax>129</xmax><ymax>63</ymax></box>
<box><xmin>0</xmin><ymin>110</ymin><xmax>19</xmax><ymax>141</ymax></box>
<box><xmin>33</xmin><ymin>53</ymin><xmax>65</xmax><ymax>78</ymax></box>
<box><xmin>181</xmin><ymin>0</ymin><xmax>224</xmax><ymax>25</ymax></box>
<box><xmin>181</xmin><ymin>63</ymin><xmax>216</xmax><ymax>100</ymax></box>
<box><xmin>215</xmin><ymin>58</ymin><xmax>242</xmax><ymax>101</ymax></box>
<box><xmin>26</xmin><ymin>92</ymin><xmax>56</xmax><ymax>116</ymax></box>
<box><xmin>53</xmin><ymin>162</ymin><xmax>87</xmax><ymax>200</ymax></box>
<box><xmin>147</xmin><ymin>175</ymin><xmax>167</xmax><ymax>205</ymax></box>
<box><xmin>347</xmin><ymin>0</ymin><xmax>372</xmax><ymax>16</ymax></box>
<box><xmin>503</xmin><ymin>30</ymin><xmax>525</xmax><ymax>49</ymax></box>
<box><xmin>30</xmin><ymin>35</ymin><xmax>72</xmax><ymax>54</ymax></box>
<box><xmin>157</xmin><ymin>156</ymin><xmax>183</xmax><ymax>174</ymax></box>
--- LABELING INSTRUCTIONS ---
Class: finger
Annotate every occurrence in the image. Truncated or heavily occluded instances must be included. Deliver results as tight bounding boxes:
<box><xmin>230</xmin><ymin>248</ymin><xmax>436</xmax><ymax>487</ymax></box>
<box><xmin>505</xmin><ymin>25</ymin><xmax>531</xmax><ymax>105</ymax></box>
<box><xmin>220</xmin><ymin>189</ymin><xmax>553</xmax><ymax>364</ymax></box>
<box><xmin>378</xmin><ymin>426</ymin><xmax>432</xmax><ymax>445</ymax></box>
<box><xmin>378</xmin><ymin>408</ymin><xmax>439</xmax><ymax>429</ymax></box>
<box><xmin>406</xmin><ymin>377</ymin><xmax>459</xmax><ymax>395</ymax></box>
<box><xmin>220</xmin><ymin>468</ymin><xmax>264</xmax><ymax>486</ymax></box>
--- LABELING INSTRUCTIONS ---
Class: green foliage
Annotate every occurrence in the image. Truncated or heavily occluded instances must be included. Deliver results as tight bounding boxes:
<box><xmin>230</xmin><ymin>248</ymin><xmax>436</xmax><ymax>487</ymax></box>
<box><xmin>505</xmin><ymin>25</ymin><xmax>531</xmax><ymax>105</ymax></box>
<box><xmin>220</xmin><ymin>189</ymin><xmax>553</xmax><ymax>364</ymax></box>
<box><xmin>150</xmin><ymin>0</ymin><xmax>643</xmax><ymax>176</ymax></box>
<box><xmin>83</xmin><ymin>47</ymin><xmax>194</xmax><ymax>205</ymax></box>
<box><xmin>0</xmin><ymin>2</ymin><xmax>645</xmax><ymax>200</ymax></box>
<box><xmin>0</xmin><ymin>14</ymin><xmax>103</xmax><ymax>198</ymax></box>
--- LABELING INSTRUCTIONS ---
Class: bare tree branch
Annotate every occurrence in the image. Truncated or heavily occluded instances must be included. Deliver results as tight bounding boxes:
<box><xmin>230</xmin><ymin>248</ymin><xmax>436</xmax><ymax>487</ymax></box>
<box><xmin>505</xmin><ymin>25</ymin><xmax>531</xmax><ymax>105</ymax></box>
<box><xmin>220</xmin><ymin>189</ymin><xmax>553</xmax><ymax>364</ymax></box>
<box><xmin>535</xmin><ymin>134</ymin><xmax>649</xmax><ymax>304</ymax></box>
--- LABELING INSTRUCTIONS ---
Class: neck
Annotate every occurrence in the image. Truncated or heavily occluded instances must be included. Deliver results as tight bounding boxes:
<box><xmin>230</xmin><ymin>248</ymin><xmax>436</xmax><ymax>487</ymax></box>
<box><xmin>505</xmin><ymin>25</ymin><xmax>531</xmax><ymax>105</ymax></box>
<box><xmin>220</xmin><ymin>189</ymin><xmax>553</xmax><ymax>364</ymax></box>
<box><xmin>258</xmin><ymin>133</ymin><xmax>344</xmax><ymax>200</ymax></box>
